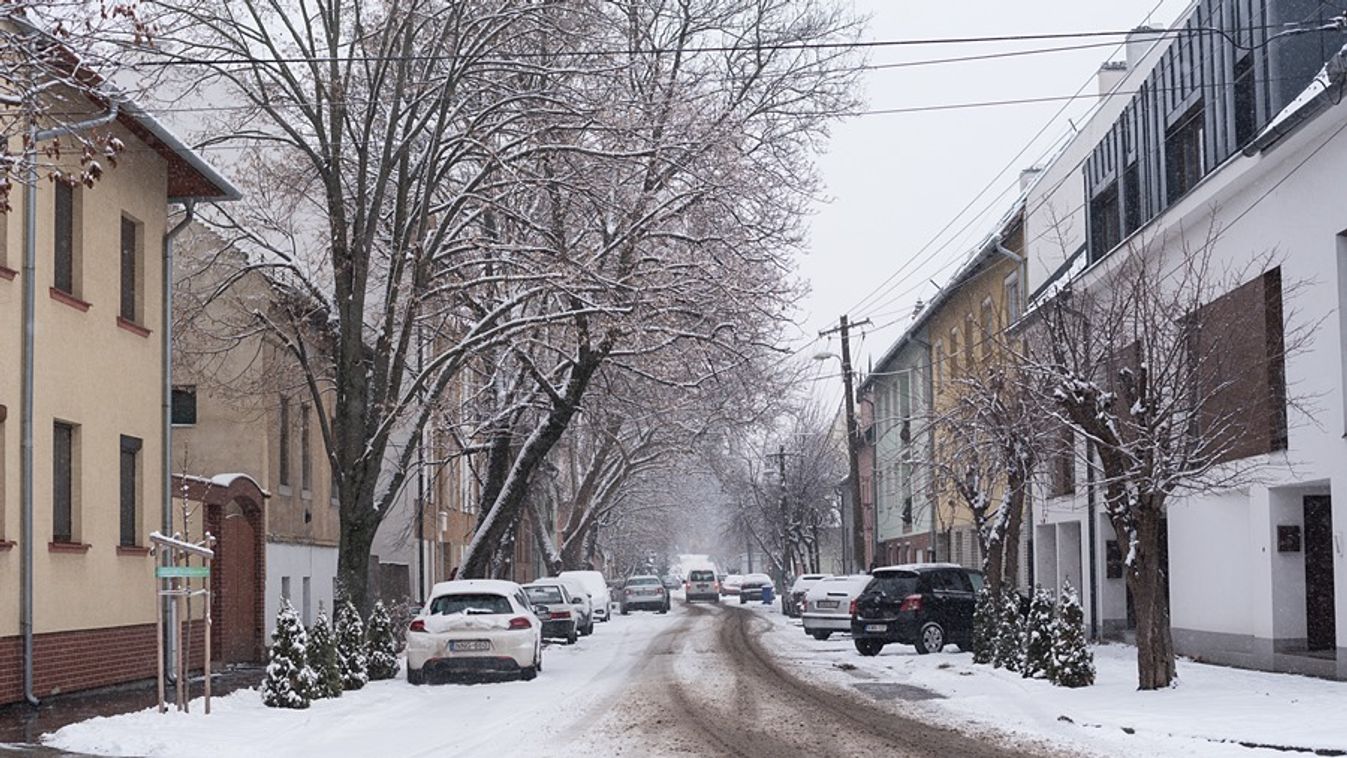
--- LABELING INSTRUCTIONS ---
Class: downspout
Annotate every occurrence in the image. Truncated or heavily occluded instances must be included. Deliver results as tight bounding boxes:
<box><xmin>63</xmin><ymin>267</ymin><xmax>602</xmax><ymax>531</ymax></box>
<box><xmin>21</xmin><ymin>101</ymin><xmax>121</xmax><ymax>707</ymax></box>
<box><xmin>1086</xmin><ymin>438</ymin><xmax>1100</xmax><ymax>641</ymax></box>
<box><xmin>162</xmin><ymin>201</ymin><xmax>195</xmax><ymax>679</ymax></box>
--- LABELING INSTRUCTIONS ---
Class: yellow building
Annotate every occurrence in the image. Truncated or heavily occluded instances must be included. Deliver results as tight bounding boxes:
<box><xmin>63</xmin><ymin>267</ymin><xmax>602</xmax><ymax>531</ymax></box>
<box><xmin>0</xmin><ymin>99</ymin><xmax>236</xmax><ymax>703</ymax></box>
<box><xmin>924</xmin><ymin>207</ymin><xmax>1027</xmax><ymax>575</ymax></box>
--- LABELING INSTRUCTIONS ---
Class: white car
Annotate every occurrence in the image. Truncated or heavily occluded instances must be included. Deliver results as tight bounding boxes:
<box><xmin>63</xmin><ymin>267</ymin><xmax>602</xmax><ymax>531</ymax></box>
<box><xmin>406</xmin><ymin>580</ymin><xmax>543</xmax><ymax>683</ymax></box>
<box><xmin>785</xmin><ymin>574</ymin><xmax>831</xmax><ymax>617</ymax></box>
<box><xmin>801</xmin><ymin>574</ymin><xmax>875</xmax><ymax>641</ymax></box>
<box><xmin>558</xmin><ymin>570</ymin><xmax>612</xmax><ymax>622</ymax></box>
<box><xmin>539</xmin><ymin>575</ymin><xmax>595</xmax><ymax>635</ymax></box>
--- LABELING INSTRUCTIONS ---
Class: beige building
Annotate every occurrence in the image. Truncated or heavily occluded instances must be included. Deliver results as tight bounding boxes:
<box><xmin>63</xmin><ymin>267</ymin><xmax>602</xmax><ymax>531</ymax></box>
<box><xmin>0</xmin><ymin>99</ymin><xmax>235</xmax><ymax>704</ymax></box>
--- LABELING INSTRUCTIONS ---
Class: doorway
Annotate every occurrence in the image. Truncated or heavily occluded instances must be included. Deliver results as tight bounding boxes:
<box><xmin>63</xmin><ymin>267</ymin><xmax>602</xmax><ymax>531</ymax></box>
<box><xmin>220</xmin><ymin>500</ymin><xmax>259</xmax><ymax>663</ymax></box>
<box><xmin>1304</xmin><ymin>496</ymin><xmax>1337</xmax><ymax>652</ymax></box>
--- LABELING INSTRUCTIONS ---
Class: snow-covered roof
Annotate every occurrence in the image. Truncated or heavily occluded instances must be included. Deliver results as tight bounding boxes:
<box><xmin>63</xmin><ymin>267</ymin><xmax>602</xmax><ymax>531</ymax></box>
<box><xmin>871</xmin><ymin>562</ymin><xmax>967</xmax><ymax>573</ymax></box>
<box><xmin>176</xmin><ymin>472</ymin><xmax>270</xmax><ymax>499</ymax></box>
<box><xmin>429</xmin><ymin>579</ymin><xmax>524</xmax><ymax>597</ymax></box>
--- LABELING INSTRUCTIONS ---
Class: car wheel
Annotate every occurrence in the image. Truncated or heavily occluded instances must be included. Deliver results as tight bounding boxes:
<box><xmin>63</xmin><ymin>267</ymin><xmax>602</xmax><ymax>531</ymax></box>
<box><xmin>567</xmin><ymin>628</ymin><xmax>578</xmax><ymax>645</ymax></box>
<box><xmin>621</xmin><ymin>607</ymin><xmax>630</xmax><ymax>615</ymax></box>
<box><xmin>519</xmin><ymin>665</ymin><xmax>538</xmax><ymax>681</ymax></box>
<box><xmin>739</xmin><ymin>595</ymin><xmax>746</xmax><ymax>605</ymax></box>
<box><xmin>916</xmin><ymin>622</ymin><xmax>946</xmax><ymax>655</ymax></box>
<box><xmin>811</xmin><ymin>630</ymin><xmax>831</xmax><ymax>641</ymax></box>
<box><xmin>855</xmin><ymin>639</ymin><xmax>883</xmax><ymax>656</ymax></box>
<box><xmin>407</xmin><ymin>666</ymin><xmax>425</xmax><ymax>685</ymax></box>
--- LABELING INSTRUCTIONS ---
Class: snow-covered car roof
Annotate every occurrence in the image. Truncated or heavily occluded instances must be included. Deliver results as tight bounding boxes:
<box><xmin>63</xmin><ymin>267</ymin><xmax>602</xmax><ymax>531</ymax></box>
<box><xmin>742</xmin><ymin>573</ymin><xmax>772</xmax><ymax>584</ymax></box>
<box><xmin>871</xmin><ymin>563</ymin><xmax>971</xmax><ymax>574</ymax></box>
<box><xmin>428</xmin><ymin>579</ymin><xmax>524</xmax><ymax>598</ymax></box>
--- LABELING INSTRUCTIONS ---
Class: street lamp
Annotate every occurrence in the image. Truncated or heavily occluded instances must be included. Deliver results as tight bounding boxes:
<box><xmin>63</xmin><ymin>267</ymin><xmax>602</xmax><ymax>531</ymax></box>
<box><xmin>814</xmin><ymin>350</ymin><xmax>867</xmax><ymax>573</ymax></box>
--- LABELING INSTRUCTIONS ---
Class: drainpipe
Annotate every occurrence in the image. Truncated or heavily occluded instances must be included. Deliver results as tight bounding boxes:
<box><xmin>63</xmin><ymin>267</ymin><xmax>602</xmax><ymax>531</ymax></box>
<box><xmin>1086</xmin><ymin>438</ymin><xmax>1099</xmax><ymax>641</ymax></box>
<box><xmin>162</xmin><ymin>201</ymin><xmax>195</xmax><ymax>678</ymax></box>
<box><xmin>21</xmin><ymin>101</ymin><xmax>121</xmax><ymax>708</ymax></box>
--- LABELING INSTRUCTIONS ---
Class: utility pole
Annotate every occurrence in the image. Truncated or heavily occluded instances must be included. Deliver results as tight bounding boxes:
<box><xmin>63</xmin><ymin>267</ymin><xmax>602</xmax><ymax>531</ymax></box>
<box><xmin>768</xmin><ymin>444</ymin><xmax>790</xmax><ymax>581</ymax></box>
<box><xmin>820</xmin><ymin>315</ymin><xmax>870</xmax><ymax>574</ymax></box>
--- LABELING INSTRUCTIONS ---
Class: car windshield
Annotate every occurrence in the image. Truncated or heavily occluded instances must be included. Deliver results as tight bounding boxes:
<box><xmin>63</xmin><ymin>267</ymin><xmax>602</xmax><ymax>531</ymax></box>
<box><xmin>429</xmin><ymin>593</ymin><xmax>512</xmax><ymax>616</ymax></box>
<box><xmin>689</xmin><ymin>570</ymin><xmax>715</xmax><ymax>581</ymax></box>
<box><xmin>626</xmin><ymin>577</ymin><xmax>660</xmax><ymax>586</ymax></box>
<box><xmin>868</xmin><ymin>572</ymin><xmax>920</xmax><ymax>597</ymax></box>
<box><xmin>525</xmin><ymin>586</ymin><xmax>564</xmax><ymax>603</ymax></box>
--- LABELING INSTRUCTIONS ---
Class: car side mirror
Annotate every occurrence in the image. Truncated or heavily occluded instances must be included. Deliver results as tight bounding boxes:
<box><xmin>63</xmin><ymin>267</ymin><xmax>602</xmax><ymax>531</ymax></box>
<box><xmin>573</xmin><ymin>598</ymin><xmax>585</xmax><ymax>605</ymax></box>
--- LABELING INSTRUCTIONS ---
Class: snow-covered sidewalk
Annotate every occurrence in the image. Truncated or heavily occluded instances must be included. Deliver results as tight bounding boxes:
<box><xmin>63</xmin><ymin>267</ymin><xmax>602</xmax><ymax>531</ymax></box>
<box><xmin>761</xmin><ymin>610</ymin><xmax>1347</xmax><ymax>757</ymax></box>
<box><xmin>41</xmin><ymin>612</ymin><xmax>672</xmax><ymax>757</ymax></box>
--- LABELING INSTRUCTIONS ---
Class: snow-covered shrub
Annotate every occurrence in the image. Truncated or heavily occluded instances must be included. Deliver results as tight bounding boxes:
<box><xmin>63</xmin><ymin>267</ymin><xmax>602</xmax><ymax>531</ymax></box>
<box><xmin>306</xmin><ymin>608</ymin><xmax>343</xmax><ymax>699</ymax></box>
<box><xmin>335</xmin><ymin>600</ymin><xmax>369</xmax><ymax>690</ymax></box>
<box><xmin>992</xmin><ymin>588</ymin><xmax>1023</xmax><ymax>672</ymax></box>
<box><xmin>261</xmin><ymin>599</ymin><xmax>316</xmax><ymax>709</ymax></box>
<box><xmin>1051</xmin><ymin>582</ymin><xmax>1095</xmax><ymax>687</ymax></box>
<box><xmin>971</xmin><ymin>588</ymin><xmax>997</xmax><ymax>665</ymax></box>
<box><xmin>1021</xmin><ymin>586</ymin><xmax>1055</xmax><ymax>679</ymax></box>
<box><xmin>365</xmin><ymin>600</ymin><xmax>399</xmax><ymax>681</ymax></box>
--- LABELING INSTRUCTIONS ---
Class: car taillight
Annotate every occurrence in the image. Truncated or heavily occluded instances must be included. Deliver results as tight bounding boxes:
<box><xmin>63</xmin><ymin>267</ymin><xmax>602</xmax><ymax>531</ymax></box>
<box><xmin>508</xmin><ymin>616</ymin><xmax>532</xmax><ymax>630</ymax></box>
<box><xmin>848</xmin><ymin>598</ymin><xmax>857</xmax><ymax>617</ymax></box>
<box><xmin>898</xmin><ymin>594</ymin><xmax>923</xmax><ymax>613</ymax></box>
<box><xmin>408</xmin><ymin>619</ymin><xmax>426</xmax><ymax>633</ymax></box>
<box><xmin>549</xmin><ymin>610</ymin><xmax>571</xmax><ymax>620</ymax></box>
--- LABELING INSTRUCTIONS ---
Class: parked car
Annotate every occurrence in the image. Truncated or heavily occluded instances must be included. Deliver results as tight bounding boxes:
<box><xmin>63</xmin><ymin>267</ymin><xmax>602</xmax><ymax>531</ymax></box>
<box><xmin>540</xmin><ymin>575</ymin><xmax>595</xmax><ymax>635</ymax></box>
<box><xmin>558</xmin><ymin>570</ymin><xmax>612</xmax><ymax>623</ymax></box>
<box><xmin>620</xmin><ymin>575</ymin><xmax>670</xmax><ymax>614</ymax></box>
<box><xmin>784</xmin><ymin>573</ymin><xmax>831</xmax><ymax>617</ymax></box>
<box><xmin>406</xmin><ymin>579</ymin><xmax>543</xmax><ymax>684</ymax></box>
<box><xmin>738</xmin><ymin>573</ymin><xmax>773</xmax><ymax>604</ymax></box>
<box><xmin>523</xmin><ymin>581</ymin><xmax>582</xmax><ymax>644</ymax></box>
<box><xmin>661</xmin><ymin>575</ymin><xmax>682</xmax><ymax>591</ymax></box>
<box><xmin>850</xmin><ymin>563</ymin><xmax>984</xmax><ymax>656</ymax></box>
<box><xmin>720</xmin><ymin>574</ymin><xmax>743</xmax><ymax>597</ymax></box>
<box><xmin>684</xmin><ymin>569</ymin><xmax>720</xmax><ymax>603</ymax></box>
<box><xmin>801</xmin><ymin>575</ymin><xmax>873</xmax><ymax>641</ymax></box>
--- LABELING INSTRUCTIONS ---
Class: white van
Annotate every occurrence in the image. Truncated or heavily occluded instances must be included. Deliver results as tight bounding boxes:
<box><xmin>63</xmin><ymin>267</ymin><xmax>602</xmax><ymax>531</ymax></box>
<box><xmin>557</xmin><ymin>570</ymin><xmax>612</xmax><ymax>622</ymax></box>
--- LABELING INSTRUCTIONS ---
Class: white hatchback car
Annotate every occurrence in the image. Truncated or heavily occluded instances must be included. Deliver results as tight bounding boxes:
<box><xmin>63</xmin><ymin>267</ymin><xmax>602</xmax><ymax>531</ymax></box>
<box><xmin>801</xmin><ymin>574</ymin><xmax>875</xmax><ymax>641</ymax></box>
<box><xmin>406</xmin><ymin>579</ymin><xmax>543</xmax><ymax>683</ymax></box>
<box><xmin>558</xmin><ymin>570</ymin><xmax>612</xmax><ymax>622</ymax></box>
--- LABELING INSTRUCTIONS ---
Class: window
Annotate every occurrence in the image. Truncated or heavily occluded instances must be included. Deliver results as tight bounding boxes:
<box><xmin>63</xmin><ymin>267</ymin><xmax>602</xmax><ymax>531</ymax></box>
<box><xmin>1089</xmin><ymin>181</ymin><xmax>1122</xmax><ymax>259</ymax></box>
<box><xmin>278</xmin><ymin>398</ymin><xmax>291</xmax><ymax>488</ymax></box>
<box><xmin>300</xmin><ymin>403</ymin><xmax>313</xmax><ymax>494</ymax></box>
<box><xmin>119</xmin><ymin>216</ymin><xmax>142</xmax><ymax>323</ymax></box>
<box><xmin>0</xmin><ymin>410</ymin><xmax>6</xmax><ymax>538</ymax></box>
<box><xmin>1003</xmin><ymin>272</ymin><xmax>1020</xmax><ymax>324</ymax></box>
<box><xmin>53</xmin><ymin>422</ymin><xmax>75</xmax><ymax>543</ymax></box>
<box><xmin>933</xmin><ymin>339</ymin><xmax>944</xmax><ymax>391</ymax></box>
<box><xmin>900</xmin><ymin>461</ymin><xmax>913</xmax><ymax>526</ymax></box>
<box><xmin>1165</xmin><ymin>102</ymin><xmax>1205</xmax><ymax>204</ymax></box>
<box><xmin>980</xmin><ymin>298</ymin><xmax>996</xmax><ymax>359</ymax></box>
<box><xmin>54</xmin><ymin>183</ymin><xmax>76</xmax><ymax>295</ymax></box>
<box><xmin>948</xmin><ymin>329</ymin><xmax>960</xmax><ymax>377</ymax></box>
<box><xmin>171</xmin><ymin>386</ymin><xmax>197</xmax><ymax>426</ymax></box>
<box><xmin>963</xmin><ymin>314</ymin><xmax>975</xmax><ymax>370</ymax></box>
<box><xmin>1233</xmin><ymin>55</ymin><xmax>1257</xmax><ymax>148</ymax></box>
<box><xmin>281</xmin><ymin>576</ymin><xmax>291</xmax><ymax>602</ymax></box>
<box><xmin>1049</xmin><ymin>427</ymin><xmax>1075</xmax><ymax>498</ymax></box>
<box><xmin>954</xmin><ymin>530</ymin><xmax>965</xmax><ymax>565</ymax></box>
<box><xmin>119</xmin><ymin>435</ymin><xmax>142</xmax><ymax>547</ymax></box>
<box><xmin>1123</xmin><ymin>162</ymin><xmax>1141</xmax><ymax>235</ymax></box>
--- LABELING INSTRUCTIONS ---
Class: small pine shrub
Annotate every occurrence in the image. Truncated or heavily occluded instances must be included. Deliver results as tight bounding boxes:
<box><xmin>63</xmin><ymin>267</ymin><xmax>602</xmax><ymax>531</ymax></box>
<box><xmin>307</xmin><ymin>608</ymin><xmax>344</xmax><ymax>699</ymax></box>
<box><xmin>365</xmin><ymin>601</ymin><xmax>400</xmax><ymax>681</ymax></box>
<box><xmin>971</xmin><ymin>588</ymin><xmax>997</xmax><ymax>665</ymax></box>
<box><xmin>261</xmin><ymin>599</ymin><xmax>316</xmax><ymax>709</ymax></box>
<box><xmin>335</xmin><ymin>600</ymin><xmax>369</xmax><ymax>691</ymax></box>
<box><xmin>1051</xmin><ymin>582</ymin><xmax>1096</xmax><ymax>687</ymax></box>
<box><xmin>1022</xmin><ymin>586</ymin><xmax>1056</xmax><ymax>679</ymax></box>
<box><xmin>992</xmin><ymin>587</ymin><xmax>1024</xmax><ymax>672</ymax></box>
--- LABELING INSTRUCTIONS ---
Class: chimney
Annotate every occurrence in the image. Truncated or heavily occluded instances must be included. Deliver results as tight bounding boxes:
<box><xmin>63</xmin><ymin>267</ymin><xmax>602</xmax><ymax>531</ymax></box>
<box><xmin>1018</xmin><ymin>167</ymin><xmax>1043</xmax><ymax>193</ymax></box>
<box><xmin>1097</xmin><ymin>61</ymin><xmax>1128</xmax><ymax>95</ymax></box>
<box><xmin>1125</xmin><ymin>25</ymin><xmax>1162</xmax><ymax>69</ymax></box>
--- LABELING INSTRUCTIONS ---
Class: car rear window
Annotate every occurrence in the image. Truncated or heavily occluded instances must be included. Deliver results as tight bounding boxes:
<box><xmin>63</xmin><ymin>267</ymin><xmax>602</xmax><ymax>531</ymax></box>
<box><xmin>626</xmin><ymin>577</ymin><xmax>660</xmax><ymax>586</ymax></box>
<box><xmin>869</xmin><ymin>572</ymin><xmax>919</xmax><ymax>597</ymax></box>
<box><xmin>525</xmin><ymin>586</ymin><xmax>564</xmax><ymax>603</ymax></box>
<box><xmin>689</xmin><ymin>570</ymin><xmax>715</xmax><ymax>581</ymax></box>
<box><xmin>430</xmin><ymin>593</ymin><xmax>512</xmax><ymax>615</ymax></box>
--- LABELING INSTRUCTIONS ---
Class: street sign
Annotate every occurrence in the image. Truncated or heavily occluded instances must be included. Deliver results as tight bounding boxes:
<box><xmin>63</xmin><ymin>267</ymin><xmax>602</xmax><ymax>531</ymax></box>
<box><xmin>156</xmin><ymin>565</ymin><xmax>210</xmax><ymax>578</ymax></box>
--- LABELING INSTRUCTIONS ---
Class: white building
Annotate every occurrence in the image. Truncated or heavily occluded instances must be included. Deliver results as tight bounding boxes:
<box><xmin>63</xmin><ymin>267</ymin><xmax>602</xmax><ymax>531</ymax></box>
<box><xmin>1027</xmin><ymin>0</ymin><xmax>1346</xmax><ymax>678</ymax></box>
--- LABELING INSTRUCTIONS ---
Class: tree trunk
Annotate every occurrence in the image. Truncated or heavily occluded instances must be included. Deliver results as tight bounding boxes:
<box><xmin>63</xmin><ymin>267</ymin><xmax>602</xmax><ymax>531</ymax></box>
<box><xmin>1128</xmin><ymin>511</ymin><xmax>1176</xmax><ymax>689</ymax></box>
<box><xmin>337</xmin><ymin>511</ymin><xmax>378</xmax><ymax>612</ymax></box>
<box><xmin>1001</xmin><ymin>480</ymin><xmax>1027</xmax><ymax>591</ymax></box>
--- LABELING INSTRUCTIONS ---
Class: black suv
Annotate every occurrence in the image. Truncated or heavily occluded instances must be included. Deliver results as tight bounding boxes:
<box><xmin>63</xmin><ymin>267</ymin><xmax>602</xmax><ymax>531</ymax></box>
<box><xmin>850</xmin><ymin>564</ymin><xmax>984</xmax><ymax>656</ymax></box>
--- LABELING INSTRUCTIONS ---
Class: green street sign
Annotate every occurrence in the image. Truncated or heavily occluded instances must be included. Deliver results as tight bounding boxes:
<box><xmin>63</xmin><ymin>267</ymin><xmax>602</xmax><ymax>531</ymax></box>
<box><xmin>157</xmin><ymin>566</ymin><xmax>210</xmax><ymax>578</ymax></box>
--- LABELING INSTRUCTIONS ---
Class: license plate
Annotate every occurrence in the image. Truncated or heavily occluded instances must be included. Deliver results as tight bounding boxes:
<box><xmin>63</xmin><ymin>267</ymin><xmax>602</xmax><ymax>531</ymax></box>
<box><xmin>818</xmin><ymin>600</ymin><xmax>839</xmax><ymax>609</ymax></box>
<box><xmin>450</xmin><ymin>640</ymin><xmax>491</xmax><ymax>652</ymax></box>
<box><xmin>865</xmin><ymin>624</ymin><xmax>887</xmax><ymax>633</ymax></box>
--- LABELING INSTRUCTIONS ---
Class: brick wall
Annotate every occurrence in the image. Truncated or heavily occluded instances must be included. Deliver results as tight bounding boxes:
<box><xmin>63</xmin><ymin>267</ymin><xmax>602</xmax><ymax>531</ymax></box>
<box><xmin>0</xmin><ymin>622</ymin><xmax>206</xmax><ymax>705</ymax></box>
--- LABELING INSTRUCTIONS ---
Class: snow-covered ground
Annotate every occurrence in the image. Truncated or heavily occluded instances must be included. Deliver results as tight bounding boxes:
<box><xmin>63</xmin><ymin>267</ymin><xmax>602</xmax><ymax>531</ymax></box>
<box><xmin>762</xmin><ymin>610</ymin><xmax>1347</xmax><ymax>757</ymax></box>
<box><xmin>43</xmin><ymin>612</ymin><xmax>673</xmax><ymax>757</ymax></box>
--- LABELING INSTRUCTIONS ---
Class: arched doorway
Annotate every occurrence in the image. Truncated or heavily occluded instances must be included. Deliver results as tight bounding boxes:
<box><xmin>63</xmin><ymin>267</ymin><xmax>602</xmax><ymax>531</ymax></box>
<box><xmin>173</xmin><ymin>474</ymin><xmax>267</xmax><ymax>665</ymax></box>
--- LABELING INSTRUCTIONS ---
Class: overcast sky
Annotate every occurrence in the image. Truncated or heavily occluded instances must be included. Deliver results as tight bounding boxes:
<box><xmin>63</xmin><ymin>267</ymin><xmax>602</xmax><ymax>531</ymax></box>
<box><xmin>798</xmin><ymin>0</ymin><xmax>1194</xmax><ymax>407</ymax></box>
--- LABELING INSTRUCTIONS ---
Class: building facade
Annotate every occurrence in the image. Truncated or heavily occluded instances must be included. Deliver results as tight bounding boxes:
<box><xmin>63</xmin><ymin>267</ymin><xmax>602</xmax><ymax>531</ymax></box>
<box><xmin>0</xmin><ymin>100</ymin><xmax>235</xmax><ymax>704</ymax></box>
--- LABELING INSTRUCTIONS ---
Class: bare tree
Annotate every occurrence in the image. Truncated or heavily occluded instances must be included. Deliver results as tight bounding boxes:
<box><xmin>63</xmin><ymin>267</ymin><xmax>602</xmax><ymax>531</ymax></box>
<box><xmin>1026</xmin><ymin>231</ymin><xmax>1313</xmax><ymax>689</ymax></box>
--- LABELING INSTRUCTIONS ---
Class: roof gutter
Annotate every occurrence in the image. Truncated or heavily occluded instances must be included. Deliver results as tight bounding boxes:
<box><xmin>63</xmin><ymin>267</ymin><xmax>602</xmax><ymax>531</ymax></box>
<box><xmin>21</xmin><ymin>100</ymin><xmax>121</xmax><ymax>708</ymax></box>
<box><xmin>1245</xmin><ymin>43</ymin><xmax>1347</xmax><ymax>156</ymax></box>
